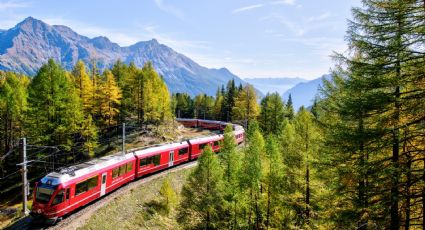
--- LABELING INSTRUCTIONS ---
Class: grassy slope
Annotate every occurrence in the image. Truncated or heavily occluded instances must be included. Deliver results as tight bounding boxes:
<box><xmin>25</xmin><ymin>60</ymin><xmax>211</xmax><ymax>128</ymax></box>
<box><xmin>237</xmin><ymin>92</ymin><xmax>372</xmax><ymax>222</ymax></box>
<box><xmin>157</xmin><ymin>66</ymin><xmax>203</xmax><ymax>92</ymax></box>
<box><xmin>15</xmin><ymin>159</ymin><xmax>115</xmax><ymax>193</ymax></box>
<box><xmin>79</xmin><ymin>168</ymin><xmax>193</xmax><ymax>230</ymax></box>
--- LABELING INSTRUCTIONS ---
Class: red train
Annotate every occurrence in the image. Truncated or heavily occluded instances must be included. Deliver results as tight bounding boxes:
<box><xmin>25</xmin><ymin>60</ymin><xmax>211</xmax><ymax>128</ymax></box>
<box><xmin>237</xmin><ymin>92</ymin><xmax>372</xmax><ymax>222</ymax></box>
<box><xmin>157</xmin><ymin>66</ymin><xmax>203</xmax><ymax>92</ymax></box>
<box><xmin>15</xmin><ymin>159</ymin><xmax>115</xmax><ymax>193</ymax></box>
<box><xmin>30</xmin><ymin>119</ymin><xmax>244</xmax><ymax>224</ymax></box>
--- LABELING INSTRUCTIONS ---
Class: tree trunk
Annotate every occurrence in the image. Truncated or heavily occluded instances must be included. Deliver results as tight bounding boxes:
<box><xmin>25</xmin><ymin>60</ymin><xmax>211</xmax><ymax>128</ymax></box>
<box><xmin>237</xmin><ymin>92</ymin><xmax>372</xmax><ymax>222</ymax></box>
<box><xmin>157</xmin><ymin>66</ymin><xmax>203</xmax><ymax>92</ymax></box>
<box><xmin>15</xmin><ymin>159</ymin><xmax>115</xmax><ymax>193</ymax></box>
<box><xmin>306</xmin><ymin>165</ymin><xmax>310</xmax><ymax>222</ymax></box>
<box><xmin>405</xmin><ymin>155</ymin><xmax>411</xmax><ymax>230</ymax></box>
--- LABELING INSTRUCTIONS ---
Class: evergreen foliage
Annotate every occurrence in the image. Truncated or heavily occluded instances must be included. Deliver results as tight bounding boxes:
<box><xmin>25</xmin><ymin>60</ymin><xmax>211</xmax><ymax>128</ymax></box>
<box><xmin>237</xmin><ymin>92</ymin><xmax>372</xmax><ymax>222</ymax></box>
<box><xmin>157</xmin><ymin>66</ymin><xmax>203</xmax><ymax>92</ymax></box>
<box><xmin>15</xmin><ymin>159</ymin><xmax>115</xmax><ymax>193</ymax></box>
<box><xmin>178</xmin><ymin>146</ymin><xmax>225</xmax><ymax>229</ymax></box>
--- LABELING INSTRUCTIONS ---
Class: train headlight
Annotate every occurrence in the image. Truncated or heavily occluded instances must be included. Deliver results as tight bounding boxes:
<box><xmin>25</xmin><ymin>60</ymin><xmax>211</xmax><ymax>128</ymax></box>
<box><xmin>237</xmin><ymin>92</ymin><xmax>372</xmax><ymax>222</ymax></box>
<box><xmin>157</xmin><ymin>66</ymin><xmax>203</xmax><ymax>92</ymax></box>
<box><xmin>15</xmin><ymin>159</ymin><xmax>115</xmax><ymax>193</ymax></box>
<box><xmin>37</xmin><ymin>209</ymin><xmax>42</xmax><ymax>214</ymax></box>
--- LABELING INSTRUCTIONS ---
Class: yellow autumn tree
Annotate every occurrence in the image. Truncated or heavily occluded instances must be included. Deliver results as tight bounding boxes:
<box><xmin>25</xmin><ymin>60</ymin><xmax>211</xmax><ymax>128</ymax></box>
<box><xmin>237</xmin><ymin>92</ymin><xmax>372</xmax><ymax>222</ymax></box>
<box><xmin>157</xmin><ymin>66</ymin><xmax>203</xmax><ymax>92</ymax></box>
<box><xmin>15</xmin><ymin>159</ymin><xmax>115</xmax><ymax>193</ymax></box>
<box><xmin>141</xmin><ymin>62</ymin><xmax>172</xmax><ymax>124</ymax></box>
<box><xmin>99</xmin><ymin>70</ymin><xmax>121</xmax><ymax>126</ymax></box>
<box><xmin>72</xmin><ymin>60</ymin><xmax>94</xmax><ymax>114</ymax></box>
<box><xmin>232</xmin><ymin>84</ymin><xmax>260</xmax><ymax>125</ymax></box>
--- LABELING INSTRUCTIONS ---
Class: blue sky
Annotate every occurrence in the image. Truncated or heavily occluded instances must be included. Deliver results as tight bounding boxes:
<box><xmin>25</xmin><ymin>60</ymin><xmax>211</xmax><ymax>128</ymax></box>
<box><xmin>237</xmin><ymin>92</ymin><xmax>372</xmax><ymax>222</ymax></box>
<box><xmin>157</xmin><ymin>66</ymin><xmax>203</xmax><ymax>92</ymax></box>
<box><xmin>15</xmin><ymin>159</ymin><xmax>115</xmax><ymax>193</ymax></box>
<box><xmin>0</xmin><ymin>0</ymin><xmax>361</xmax><ymax>80</ymax></box>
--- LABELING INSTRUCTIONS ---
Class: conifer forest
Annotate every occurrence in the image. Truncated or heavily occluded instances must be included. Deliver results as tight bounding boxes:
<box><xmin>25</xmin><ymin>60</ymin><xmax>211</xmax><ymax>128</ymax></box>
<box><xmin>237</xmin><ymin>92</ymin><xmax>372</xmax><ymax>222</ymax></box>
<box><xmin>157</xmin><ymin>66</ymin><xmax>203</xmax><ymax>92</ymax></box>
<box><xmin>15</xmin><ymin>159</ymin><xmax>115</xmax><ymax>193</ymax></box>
<box><xmin>1</xmin><ymin>0</ymin><xmax>425</xmax><ymax>229</ymax></box>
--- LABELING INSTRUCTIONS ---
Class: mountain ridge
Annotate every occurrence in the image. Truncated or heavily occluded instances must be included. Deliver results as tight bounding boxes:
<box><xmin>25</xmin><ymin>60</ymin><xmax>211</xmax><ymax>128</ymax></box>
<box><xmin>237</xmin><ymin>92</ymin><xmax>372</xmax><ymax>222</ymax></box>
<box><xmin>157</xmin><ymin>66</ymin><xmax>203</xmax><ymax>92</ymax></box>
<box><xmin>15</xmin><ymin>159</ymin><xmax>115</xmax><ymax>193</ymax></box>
<box><xmin>282</xmin><ymin>74</ymin><xmax>330</xmax><ymax>109</ymax></box>
<box><xmin>244</xmin><ymin>77</ymin><xmax>307</xmax><ymax>95</ymax></box>
<box><xmin>0</xmin><ymin>17</ymin><xmax>245</xmax><ymax>96</ymax></box>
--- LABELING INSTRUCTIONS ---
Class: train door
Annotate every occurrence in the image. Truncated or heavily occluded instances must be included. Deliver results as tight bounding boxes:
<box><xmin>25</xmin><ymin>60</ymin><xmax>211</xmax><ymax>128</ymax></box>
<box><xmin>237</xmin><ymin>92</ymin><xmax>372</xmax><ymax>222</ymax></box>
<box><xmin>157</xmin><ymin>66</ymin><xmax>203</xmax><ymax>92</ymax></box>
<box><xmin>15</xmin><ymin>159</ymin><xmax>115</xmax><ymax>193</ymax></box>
<box><xmin>100</xmin><ymin>172</ymin><xmax>107</xmax><ymax>196</ymax></box>
<box><xmin>64</xmin><ymin>187</ymin><xmax>70</xmax><ymax>206</ymax></box>
<box><xmin>169</xmin><ymin>150</ymin><xmax>174</xmax><ymax>167</ymax></box>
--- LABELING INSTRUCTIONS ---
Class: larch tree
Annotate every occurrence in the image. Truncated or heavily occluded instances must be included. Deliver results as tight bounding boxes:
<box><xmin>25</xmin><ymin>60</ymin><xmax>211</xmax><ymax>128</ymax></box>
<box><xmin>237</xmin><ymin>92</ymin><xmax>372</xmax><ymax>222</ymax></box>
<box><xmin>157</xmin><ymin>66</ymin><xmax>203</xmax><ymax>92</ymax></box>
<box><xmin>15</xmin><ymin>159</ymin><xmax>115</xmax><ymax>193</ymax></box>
<box><xmin>72</xmin><ymin>60</ymin><xmax>93</xmax><ymax>114</ymax></box>
<box><xmin>219</xmin><ymin>124</ymin><xmax>242</xmax><ymax>228</ymax></box>
<box><xmin>98</xmin><ymin>69</ymin><xmax>121</xmax><ymax>127</ymax></box>
<box><xmin>141</xmin><ymin>62</ymin><xmax>172</xmax><ymax>124</ymax></box>
<box><xmin>159</xmin><ymin>177</ymin><xmax>177</xmax><ymax>215</ymax></box>
<box><xmin>178</xmin><ymin>146</ymin><xmax>225</xmax><ymax>229</ymax></box>
<box><xmin>0</xmin><ymin>72</ymin><xmax>28</xmax><ymax>154</ymax></box>
<box><xmin>240</xmin><ymin>122</ymin><xmax>265</xmax><ymax>228</ymax></box>
<box><xmin>27</xmin><ymin>59</ymin><xmax>83</xmax><ymax>149</ymax></box>
<box><xmin>264</xmin><ymin>135</ymin><xmax>284</xmax><ymax>229</ymax></box>
<box><xmin>318</xmin><ymin>0</ymin><xmax>425</xmax><ymax>228</ymax></box>
<box><xmin>232</xmin><ymin>84</ymin><xmax>260</xmax><ymax>127</ymax></box>
<box><xmin>294</xmin><ymin>107</ymin><xmax>321</xmax><ymax>227</ymax></box>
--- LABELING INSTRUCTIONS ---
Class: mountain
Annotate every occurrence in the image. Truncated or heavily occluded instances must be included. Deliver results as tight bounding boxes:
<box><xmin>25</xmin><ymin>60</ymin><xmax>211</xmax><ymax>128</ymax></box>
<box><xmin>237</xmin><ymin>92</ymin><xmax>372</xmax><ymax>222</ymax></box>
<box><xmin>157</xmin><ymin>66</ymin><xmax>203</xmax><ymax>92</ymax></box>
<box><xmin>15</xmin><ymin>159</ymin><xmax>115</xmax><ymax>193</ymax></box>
<box><xmin>282</xmin><ymin>74</ymin><xmax>330</xmax><ymax>110</ymax></box>
<box><xmin>244</xmin><ymin>77</ymin><xmax>307</xmax><ymax>95</ymax></box>
<box><xmin>0</xmin><ymin>17</ymin><xmax>246</xmax><ymax>96</ymax></box>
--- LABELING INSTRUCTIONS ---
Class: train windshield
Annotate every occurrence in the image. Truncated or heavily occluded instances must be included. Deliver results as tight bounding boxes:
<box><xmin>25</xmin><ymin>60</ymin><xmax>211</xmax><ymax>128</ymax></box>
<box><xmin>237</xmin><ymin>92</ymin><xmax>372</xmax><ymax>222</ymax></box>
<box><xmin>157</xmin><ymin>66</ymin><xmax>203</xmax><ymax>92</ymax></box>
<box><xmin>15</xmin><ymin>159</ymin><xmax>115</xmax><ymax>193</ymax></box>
<box><xmin>35</xmin><ymin>186</ymin><xmax>55</xmax><ymax>204</ymax></box>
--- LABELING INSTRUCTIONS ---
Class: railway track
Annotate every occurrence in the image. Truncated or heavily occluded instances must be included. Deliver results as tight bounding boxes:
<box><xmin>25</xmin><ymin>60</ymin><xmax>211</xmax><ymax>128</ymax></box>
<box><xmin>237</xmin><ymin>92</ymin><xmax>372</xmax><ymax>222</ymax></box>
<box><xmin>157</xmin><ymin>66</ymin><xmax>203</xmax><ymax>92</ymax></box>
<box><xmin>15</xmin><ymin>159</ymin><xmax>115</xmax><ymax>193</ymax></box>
<box><xmin>5</xmin><ymin>161</ymin><xmax>198</xmax><ymax>230</ymax></box>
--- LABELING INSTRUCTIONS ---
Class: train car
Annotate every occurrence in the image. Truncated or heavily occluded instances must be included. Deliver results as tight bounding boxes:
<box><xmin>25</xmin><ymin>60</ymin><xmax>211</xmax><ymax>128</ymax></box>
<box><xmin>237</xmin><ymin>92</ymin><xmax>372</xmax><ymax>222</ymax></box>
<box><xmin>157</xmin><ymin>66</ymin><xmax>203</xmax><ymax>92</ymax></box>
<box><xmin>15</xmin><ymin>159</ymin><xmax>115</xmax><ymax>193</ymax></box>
<box><xmin>234</xmin><ymin>129</ymin><xmax>244</xmax><ymax>145</ymax></box>
<box><xmin>188</xmin><ymin>135</ymin><xmax>223</xmax><ymax>160</ymax></box>
<box><xmin>31</xmin><ymin>152</ymin><xmax>136</xmax><ymax>224</ymax></box>
<box><xmin>134</xmin><ymin>142</ymin><xmax>190</xmax><ymax>178</ymax></box>
<box><xmin>175</xmin><ymin>118</ymin><xmax>199</xmax><ymax>128</ymax></box>
<box><xmin>31</xmin><ymin>119</ymin><xmax>244</xmax><ymax>225</ymax></box>
<box><xmin>197</xmin><ymin>120</ymin><xmax>224</xmax><ymax>130</ymax></box>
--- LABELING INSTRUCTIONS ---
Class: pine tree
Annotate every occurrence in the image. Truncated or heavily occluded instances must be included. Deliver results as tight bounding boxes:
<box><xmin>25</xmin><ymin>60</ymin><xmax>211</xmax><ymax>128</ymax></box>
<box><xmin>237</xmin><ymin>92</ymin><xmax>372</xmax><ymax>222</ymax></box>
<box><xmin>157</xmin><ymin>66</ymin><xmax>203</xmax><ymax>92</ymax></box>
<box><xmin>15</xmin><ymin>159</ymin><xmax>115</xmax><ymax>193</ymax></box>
<box><xmin>178</xmin><ymin>146</ymin><xmax>225</xmax><ymax>229</ymax></box>
<box><xmin>222</xmin><ymin>79</ymin><xmax>236</xmax><ymax>121</ymax></box>
<box><xmin>286</xmin><ymin>93</ymin><xmax>295</xmax><ymax>120</ymax></box>
<box><xmin>173</xmin><ymin>93</ymin><xmax>194</xmax><ymax>118</ymax></box>
<box><xmin>259</xmin><ymin>92</ymin><xmax>285</xmax><ymax>135</ymax></box>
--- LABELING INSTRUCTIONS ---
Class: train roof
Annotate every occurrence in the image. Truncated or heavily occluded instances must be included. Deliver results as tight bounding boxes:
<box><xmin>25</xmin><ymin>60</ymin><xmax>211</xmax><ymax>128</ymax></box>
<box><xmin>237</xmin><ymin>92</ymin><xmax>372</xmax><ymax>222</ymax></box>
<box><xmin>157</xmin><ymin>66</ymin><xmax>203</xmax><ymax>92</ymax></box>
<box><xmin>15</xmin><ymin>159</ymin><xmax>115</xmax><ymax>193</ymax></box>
<box><xmin>133</xmin><ymin>141</ymin><xmax>189</xmax><ymax>158</ymax></box>
<box><xmin>188</xmin><ymin>134</ymin><xmax>223</xmax><ymax>144</ymax></box>
<box><xmin>40</xmin><ymin>152</ymin><xmax>135</xmax><ymax>186</ymax></box>
<box><xmin>175</xmin><ymin>118</ymin><xmax>198</xmax><ymax>122</ymax></box>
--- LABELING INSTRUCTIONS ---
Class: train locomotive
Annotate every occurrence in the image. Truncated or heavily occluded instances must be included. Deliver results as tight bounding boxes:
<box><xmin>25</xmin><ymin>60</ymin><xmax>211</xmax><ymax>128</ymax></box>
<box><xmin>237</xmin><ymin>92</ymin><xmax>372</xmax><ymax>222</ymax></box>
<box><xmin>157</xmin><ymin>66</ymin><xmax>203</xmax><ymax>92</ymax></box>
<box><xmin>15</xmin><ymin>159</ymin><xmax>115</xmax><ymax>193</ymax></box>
<box><xmin>30</xmin><ymin>119</ymin><xmax>244</xmax><ymax>224</ymax></box>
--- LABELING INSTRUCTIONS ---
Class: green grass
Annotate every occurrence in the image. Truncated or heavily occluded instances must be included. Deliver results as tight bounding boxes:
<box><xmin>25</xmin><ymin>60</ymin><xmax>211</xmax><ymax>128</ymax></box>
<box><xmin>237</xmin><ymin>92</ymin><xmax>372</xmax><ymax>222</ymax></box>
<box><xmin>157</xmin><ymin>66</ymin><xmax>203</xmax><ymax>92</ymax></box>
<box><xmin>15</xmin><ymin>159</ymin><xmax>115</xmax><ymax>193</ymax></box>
<box><xmin>79</xmin><ymin>168</ymin><xmax>193</xmax><ymax>230</ymax></box>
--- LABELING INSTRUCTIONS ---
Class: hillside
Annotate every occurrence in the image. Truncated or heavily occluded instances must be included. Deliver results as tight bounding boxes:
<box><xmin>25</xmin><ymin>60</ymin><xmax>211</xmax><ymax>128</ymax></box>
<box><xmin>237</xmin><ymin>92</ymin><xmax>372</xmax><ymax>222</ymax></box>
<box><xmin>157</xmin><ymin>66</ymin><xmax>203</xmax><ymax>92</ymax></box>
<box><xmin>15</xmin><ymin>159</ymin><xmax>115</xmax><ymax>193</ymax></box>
<box><xmin>0</xmin><ymin>17</ymin><xmax>245</xmax><ymax>96</ymax></box>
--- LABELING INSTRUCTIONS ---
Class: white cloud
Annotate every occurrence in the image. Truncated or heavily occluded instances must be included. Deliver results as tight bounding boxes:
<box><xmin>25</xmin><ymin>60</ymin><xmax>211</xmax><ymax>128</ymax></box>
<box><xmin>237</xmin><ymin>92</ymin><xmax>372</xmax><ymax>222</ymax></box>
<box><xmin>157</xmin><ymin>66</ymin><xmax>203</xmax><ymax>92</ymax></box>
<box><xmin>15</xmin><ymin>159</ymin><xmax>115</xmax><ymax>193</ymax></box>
<box><xmin>261</xmin><ymin>14</ymin><xmax>306</xmax><ymax>36</ymax></box>
<box><xmin>0</xmin><ymin>0</ymin><xmax>30</xmax><ymax>11</ymax></box>
<box><xmin>307</xmin><ymin>12</ymin><xmax>331</xmax><ymax>22</ymax></box>
<box><xmin>153</xmin><ymin>0</ymin><xmax>185</xmax><ymax>20</ymax></box>
<box><xmin>270</xmin><ymin>0</ymin><xmax>296</xmax><ymax>6</ymax></box>
<box><xmin>232</xmin><ymin>4</ymin><xmax>264</xmax><ymax>14</ymax></box>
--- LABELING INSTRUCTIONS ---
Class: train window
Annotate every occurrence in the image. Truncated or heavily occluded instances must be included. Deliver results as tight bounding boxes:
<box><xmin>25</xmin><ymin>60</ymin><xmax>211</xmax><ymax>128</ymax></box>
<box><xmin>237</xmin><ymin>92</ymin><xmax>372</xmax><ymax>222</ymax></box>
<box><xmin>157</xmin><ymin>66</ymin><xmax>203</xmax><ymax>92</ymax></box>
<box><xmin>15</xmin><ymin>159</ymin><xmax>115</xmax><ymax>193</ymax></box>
<box><xmin>65</xmin><ymin>188</ymin><xmax>70</xmax><ymax>201</ymax></box>
<box><xmin>153</xmin><ymin>155</ymin><xmax>160</xmax><ymax>166</ymax></box>
<box><xmin>76</xmin><ymin>175</ymin><xmax>99</xmax><ymax>196</ymax></box>
<box><xmin>178</xmin><ymin>148</ymin><xmax>188</xmax><ymax>156</ymax></box>
<box><xmin>119</xmin><ymin>165</ymin><xmax>126</xmax><ymax>176</ymax></box>
<box><xmin>140</xmin><ymin>155</ymin><xmax>161</xmax><ymax>167</ymax></box>
<box><xmin>126</xmin><ymin>162</ymin><xmax>133</xmax><ymax>172</ymax></box>
<box><xmin>214</xmin><ymin>141</ymin><xmax>219</xmax><ymax>146</ymax></box>
<box><xmin>52</xmin><ymin>190</ymin><xmax>64</xmax><ymax>205</ymax></box>
<box><xmin>35</xmin><ymin>186</ymin><xmax>55</xmax><ymax>204</ymax></box>
<box><xmin>140</xmin><ymin>158</ymin><xmax>148</xmax><ymax>167</ymax></box>
<box><xmin>112</xmin><ymin>167</ymin><xmax>120</xmax><ymax>179</ymax></box>
<box><xmin>87</xmin><ymin>176</ymin><xmax>99</xmax><ymax>190</ymax></box>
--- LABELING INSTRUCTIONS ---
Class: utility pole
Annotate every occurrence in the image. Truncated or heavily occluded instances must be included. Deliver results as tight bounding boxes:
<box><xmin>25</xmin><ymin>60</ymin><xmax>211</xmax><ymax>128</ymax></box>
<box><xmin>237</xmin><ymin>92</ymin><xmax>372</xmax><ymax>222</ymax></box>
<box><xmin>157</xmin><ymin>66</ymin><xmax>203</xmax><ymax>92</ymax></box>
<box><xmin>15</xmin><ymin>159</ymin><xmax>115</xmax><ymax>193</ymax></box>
<box><xmin>19</xmin><ymin>138</ymin><xmax>29</xmax><ymax>215</ymax></box>
<box><xmin>122</xmin><ymin>123</ymin><xmax>125</xmax><ymax>156</ymax></box>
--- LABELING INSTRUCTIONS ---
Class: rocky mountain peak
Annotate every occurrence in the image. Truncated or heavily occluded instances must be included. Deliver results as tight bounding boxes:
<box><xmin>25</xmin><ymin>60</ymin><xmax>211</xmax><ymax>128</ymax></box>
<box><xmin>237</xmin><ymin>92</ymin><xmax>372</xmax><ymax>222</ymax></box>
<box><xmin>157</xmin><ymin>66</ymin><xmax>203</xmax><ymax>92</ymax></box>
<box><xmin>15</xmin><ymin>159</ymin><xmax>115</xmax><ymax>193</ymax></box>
<box><xmin>0</xmin><ymin>17</ymin><xmax>246</xmax><ymax>96</ymax></box>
